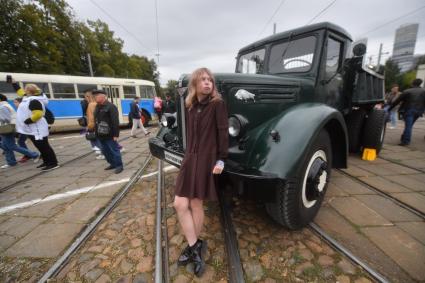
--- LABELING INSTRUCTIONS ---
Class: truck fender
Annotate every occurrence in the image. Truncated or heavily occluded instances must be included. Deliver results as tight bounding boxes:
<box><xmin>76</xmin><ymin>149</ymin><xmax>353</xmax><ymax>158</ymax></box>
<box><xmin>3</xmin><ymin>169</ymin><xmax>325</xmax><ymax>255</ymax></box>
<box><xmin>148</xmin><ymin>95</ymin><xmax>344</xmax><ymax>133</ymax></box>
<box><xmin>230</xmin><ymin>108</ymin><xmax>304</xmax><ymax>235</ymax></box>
<box><xmin>246</xmin><ymin>103</ymin><xmax>347</xmax><ymax>180</ymax></box>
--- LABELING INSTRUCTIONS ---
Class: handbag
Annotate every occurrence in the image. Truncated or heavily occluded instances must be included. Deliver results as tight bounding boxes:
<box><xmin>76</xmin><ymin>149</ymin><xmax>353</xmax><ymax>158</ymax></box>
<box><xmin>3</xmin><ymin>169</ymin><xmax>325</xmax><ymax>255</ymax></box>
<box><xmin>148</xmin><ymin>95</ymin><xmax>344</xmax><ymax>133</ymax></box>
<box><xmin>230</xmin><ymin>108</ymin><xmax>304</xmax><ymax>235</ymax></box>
<box><xmin>78</xmin><ymin>116</ymin><xmax>87</xmax><ymax>127</ymax></box>
<box><xmin>97</xmin><ymin>121</ymin><xmax>111</xmax><ymax>136</ymax></box>
<box><xmin>0</xmin><ymin>123</ymin><xmax>15</xmax><ymax>135</ymax></box>
<box><xmin>85</xmin><ymin>131</ymin><xmax>96</xmax><ymax>141</ymax></box>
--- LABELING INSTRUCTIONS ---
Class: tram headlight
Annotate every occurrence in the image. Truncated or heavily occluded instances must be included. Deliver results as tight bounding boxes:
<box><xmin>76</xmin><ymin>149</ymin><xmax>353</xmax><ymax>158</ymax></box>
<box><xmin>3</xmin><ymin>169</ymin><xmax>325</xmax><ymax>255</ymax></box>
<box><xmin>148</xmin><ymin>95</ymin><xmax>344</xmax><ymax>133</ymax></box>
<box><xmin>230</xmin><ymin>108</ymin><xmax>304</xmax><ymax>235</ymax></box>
<box><xmin>228</xmin><ymin>115</ymin><xmax>248</xmax><ymax>138</ymax></box>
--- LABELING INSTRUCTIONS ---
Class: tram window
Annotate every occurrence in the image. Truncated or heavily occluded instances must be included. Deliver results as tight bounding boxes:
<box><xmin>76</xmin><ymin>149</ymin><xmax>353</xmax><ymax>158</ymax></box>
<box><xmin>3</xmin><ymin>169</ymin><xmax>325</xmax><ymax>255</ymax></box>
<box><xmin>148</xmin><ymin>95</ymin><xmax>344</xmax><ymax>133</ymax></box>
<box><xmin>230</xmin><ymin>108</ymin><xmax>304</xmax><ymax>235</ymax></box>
<box><xmin>123</xmin><ymin>86</ymin><xmax>137</xmax><ymax>98</ymax></box>
<box><xmin>139</xmin><ymin>86</ymin><xmax>148</xmax><ymax>98</ymax></box>
<box><xmin>22</xmin><ymin>81</ymin><xmax>51</xmax><ymax>98</ymax></box>
<box><xmin>77</xmin><ymin>84</ymin><xmax>98</xmax><ymax>98</ymax></box>
<box><xmin>146</xmin><ymin>86</ymin><xmax>155</xmax><ymax>98</ymax></box>
<box><xmin>0</xmin><ymin>82</ymin><xmax>16</xmax><ymax>98</ymax></box>
<box><xmin>52</xmin><ymin>83</ymin><xmax>76</xmax><ymax>99</ymax></box>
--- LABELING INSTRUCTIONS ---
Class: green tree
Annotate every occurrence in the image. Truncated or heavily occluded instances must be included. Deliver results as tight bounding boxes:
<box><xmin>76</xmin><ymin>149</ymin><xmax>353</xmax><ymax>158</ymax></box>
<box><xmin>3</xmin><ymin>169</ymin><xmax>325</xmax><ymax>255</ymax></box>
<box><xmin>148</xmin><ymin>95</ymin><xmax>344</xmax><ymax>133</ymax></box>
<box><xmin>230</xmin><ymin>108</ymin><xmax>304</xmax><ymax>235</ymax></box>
<box><xmin>384</xmin><ymin>60</ymin><xmax>401</xmax><ymax>91</ymax></box>
<box><xmin>164</xmin><ymin>79</ymin><xmax>178</xmax><ymax>97</ymax></box>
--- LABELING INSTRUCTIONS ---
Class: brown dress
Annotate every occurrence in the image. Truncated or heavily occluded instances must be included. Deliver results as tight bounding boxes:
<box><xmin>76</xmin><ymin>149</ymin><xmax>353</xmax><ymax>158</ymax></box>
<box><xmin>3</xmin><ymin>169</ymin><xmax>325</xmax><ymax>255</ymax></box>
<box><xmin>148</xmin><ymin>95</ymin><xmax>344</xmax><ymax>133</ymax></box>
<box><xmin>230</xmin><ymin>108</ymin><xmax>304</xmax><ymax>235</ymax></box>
<box><xmin>175</xmin><ymin>97</ymin><xmax>229</xmax><ymax>201</ymax></box>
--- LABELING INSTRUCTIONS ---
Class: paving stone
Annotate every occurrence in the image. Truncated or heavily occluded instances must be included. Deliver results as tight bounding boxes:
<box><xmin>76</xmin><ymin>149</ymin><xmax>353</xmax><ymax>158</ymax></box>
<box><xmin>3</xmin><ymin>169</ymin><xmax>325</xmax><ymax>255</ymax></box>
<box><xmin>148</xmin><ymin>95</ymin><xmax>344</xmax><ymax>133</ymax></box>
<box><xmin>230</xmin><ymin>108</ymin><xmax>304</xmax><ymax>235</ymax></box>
<box><xmin>385</xmin><ymin>174</ymin><xmax>425</xmax><ymax>192</ymax></box>
<box><xmin>52</xmin><ymin>197</ymin><xmax>111</xmax><ymax>223</ymax></box>
<box><xmin>336</xmin><ymin>275</ymin><xmax>350</xmax><ymax>283</ymax></box>
<box><xmin>84</xmin><ymin>268</ymin><xmax>103</xmax><ymax>281</ymax></box>
<box><xmin>337</xmin><ymin>258</ymin><xmax>356</xmax><ymax>275</ymax></box>
<box><xmin>355</xmin><ymin>194</ymin><xmax>421</xmax><ymax>222</ymax></box>
<box><xmin>136</xmin><ymin>256</ymin><xmax>153</xmax><ymax>272</ymax></box>
<box><xmin>390</xmin><ymin>192</ymin><xmax>425</xmax><ymax>214</ymax></box>
<box><xmin>397</xmin><ymin>221</ymin><xmax>425</xmax><ymax>245</ymax></box>
<box><xmin>363</xmin><ymin>226</ymin><xmax>425</xmax><ymax>281</ymax></box>
<box><xmin>0</xmin><ymin>235</ymin><xmax>16</xmax><ymax>252</ymax></box>
<box><xmin>341</xmin><ymin>166</ymin><xmax>374</xmax><ymax>177</ymax></box>
<box><xmin>173</xmin><ymin>274</ymin><xmax>190</xmax><ymax>283</ymax></box>
<box><xmin>243</xmin><ymin>260</ymin><xmax>264</xmax><ymax>281</ymax></box>
<box><xmin>80</xmin><ymin>259</ymin><xmax>101</xmax><ymax>276</ymax></box>
<box><xmin>116</xmin><ymin>275</ymin><xmax>132</xmax><ymax>283</ymax></box>
<box><xmin>0</xmin><ymin>216</ymin><xmax>46</xmax><ymax>237</ymax></box>
<box><xmin>331</xmin><ymin>177</ymin><xmax>373</xmax><ymax>195</ymax></box>
<box><xmin>170</xmin><ymin>234</ymin><xmax>184</xmax><ymax>246</ymax></box>
<box><xmin>354</xmin><ymin>277</ymin><xmax>373</xmax><ymax>283</ymax></box>
<box><xmin>330</xmin><ymin>196</ymin><xmax>392</xmax><ymax>226</ymax></box>
<box><xmin>326</xmin><ymin>183</ymin><xmax>349</xmax><ymax>197</ymax></box>
<box><xmin>317</xmin><ymin>255</ymin><xmax>334</xmax><ymax>267</ymax></box>
<box><xmin>5</xmin><ymin>223</ymin><xmax>83</xmax><ymax>257</ymax></box>
<box><xmin>133</xmin><ymin>273</ymin><xmax>150</xmax><ymax>283</ymax></box>
<box><xmin>95</xmin><ymin>273</ymin><xmax>111</xmax><ymax>283</ymax></box>
<box><xmin>298</xmin><ymin>249</ymin><xmax>314</xmax><ymax>261</ymax></box>
<box><xmin>295</xmin><ymin>261</ymin><xmax>314</xmax><ymax>276</ymax></box>
<box><xmin>358</xmin><ymin>176</ymin><xmax>412</xmax><ymax>194</ymax></box>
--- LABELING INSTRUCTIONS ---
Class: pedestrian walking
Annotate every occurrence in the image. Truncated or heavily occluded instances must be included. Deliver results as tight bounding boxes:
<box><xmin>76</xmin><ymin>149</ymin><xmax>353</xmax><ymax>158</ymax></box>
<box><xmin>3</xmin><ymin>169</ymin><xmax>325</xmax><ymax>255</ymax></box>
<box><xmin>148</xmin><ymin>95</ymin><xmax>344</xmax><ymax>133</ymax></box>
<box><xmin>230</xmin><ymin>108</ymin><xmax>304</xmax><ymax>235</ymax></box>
<box><xmin>389</xmin><ymin>78</ymin><xmax>425</xmax><ymax>146</ymax></box>
<box><xmin>93</xmin><ymin>90</ymin><xmax>123</xmax><ymax>174</ymax></box>
<box><xmin>173</xmin><ymin>68</ymin><xmax>229</xmax><ymax>277</ymax></box>
<box><xmin>11</xmin><ymin>79</ymin><xmax>59</xmax><ymax>171</ymax></box>
<box><xmin>154</xmin><ymin>95</ymin><xmax>163</xmax><ymax>121</ymax></box>
<box><xmin>85</xmin><ymin>90</ymin><xmax>104</xmax><ymax>160</ymax></box>
<box><xmin>384</xmin><ymin>84</ymin><xmax>401</xmax><ymax>129</ymax></box>
<box><xmin>130</xmin><ymin>96</ymin><xmax>150</xmax><ymax>138</ymax></box>
<box><xmin>0</xmin><ymin>93</ymin><xmax>39</xmax><ymax>168</ymax></box>
<box><xmin>163</xmin><ymin>94</ymin><xmax>176</xmax><ymax>114</ymax></box>
<box><xmin>13</xmin><ymin>97</ymin><xmax>34</xmax><ymax>163</ymax></box>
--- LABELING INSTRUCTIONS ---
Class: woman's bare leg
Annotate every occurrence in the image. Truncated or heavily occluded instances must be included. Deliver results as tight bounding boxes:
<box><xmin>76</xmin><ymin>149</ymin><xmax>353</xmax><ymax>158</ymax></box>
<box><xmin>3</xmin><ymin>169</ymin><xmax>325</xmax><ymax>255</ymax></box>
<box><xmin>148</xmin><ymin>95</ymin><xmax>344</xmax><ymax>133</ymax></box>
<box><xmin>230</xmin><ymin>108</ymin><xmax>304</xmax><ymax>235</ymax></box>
<box><xmin>174</xmin><ymin>196</ymin><xmax>197</xmax><ymax>246</ymax></box>
<box><xmin>190</xmin><ymin>198</ymin><xmax>204</xmax><ymax>237</ymax></box>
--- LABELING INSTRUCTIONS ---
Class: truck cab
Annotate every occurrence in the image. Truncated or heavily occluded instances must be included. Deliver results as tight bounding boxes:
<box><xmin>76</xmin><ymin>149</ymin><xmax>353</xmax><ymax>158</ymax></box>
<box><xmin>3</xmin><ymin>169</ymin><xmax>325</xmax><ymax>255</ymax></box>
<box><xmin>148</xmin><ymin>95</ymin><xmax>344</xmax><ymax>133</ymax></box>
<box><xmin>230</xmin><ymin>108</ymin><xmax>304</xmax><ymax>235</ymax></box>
<box><xmin>149</xmin><ymin>22</ymin><xmax>385</xmax><ymax>230</ymax></box>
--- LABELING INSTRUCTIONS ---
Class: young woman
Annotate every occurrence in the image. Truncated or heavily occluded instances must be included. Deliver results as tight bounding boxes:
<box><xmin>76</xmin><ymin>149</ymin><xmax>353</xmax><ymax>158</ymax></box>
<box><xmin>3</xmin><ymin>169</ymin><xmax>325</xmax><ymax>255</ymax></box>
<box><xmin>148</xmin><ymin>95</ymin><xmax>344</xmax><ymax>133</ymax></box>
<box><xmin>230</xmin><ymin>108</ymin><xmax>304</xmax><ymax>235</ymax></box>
<box><xmin>173</xmin><ymin>68</ymin><xmax>228</xmax><ymax>277</ymax></box>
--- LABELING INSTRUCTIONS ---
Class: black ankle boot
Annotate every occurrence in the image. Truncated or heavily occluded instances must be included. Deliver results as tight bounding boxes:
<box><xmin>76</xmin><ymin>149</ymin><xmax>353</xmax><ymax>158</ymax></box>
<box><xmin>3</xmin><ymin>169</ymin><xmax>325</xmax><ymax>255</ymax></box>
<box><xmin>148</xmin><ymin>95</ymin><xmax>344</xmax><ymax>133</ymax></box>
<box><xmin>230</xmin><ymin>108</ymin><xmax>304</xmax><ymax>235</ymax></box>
<box><xmin>177</xmin><ymin>244</ymin><xmax>191</xmax><ymax>266</ymax></box>
<box><xmin>190</xmin><ymin>239</ymin><xmax>206</xmax><ymax>277</ymax></box>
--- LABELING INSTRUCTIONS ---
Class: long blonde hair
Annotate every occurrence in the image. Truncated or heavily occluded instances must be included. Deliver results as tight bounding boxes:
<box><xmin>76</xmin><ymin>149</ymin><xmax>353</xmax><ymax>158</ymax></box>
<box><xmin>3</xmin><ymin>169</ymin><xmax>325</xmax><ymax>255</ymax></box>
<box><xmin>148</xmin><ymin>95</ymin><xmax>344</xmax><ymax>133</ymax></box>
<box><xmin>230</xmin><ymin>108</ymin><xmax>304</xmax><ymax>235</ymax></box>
<box><xmin>185</xmin><ymin>67</ymin><xmax>220</xmax><ymax>109</ymax></box>
<box><xmin>24</xmin><ymin>84</ymin><xmax>41</xmax><ymax>95</ymax></box>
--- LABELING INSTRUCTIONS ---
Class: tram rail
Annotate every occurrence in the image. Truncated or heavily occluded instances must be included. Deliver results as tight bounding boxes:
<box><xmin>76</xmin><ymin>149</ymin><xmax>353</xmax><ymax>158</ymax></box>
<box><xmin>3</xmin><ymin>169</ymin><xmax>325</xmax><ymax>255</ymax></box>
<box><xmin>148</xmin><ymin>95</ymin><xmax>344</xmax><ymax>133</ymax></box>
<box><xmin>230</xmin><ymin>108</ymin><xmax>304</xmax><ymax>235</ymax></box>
<box><xmin>37</xmin><ymin>154</ymin><xmax>152</xmax><ymax>282</ymax></box>
<box><xmin>0</xmin><ymin>135</ymin><xmax>131</xmax><ymax>193</ymax></box>
<box><xmin>336</xmin><ymin>167</ymin><xmax>425</xmax><ymax>220</ymax></box>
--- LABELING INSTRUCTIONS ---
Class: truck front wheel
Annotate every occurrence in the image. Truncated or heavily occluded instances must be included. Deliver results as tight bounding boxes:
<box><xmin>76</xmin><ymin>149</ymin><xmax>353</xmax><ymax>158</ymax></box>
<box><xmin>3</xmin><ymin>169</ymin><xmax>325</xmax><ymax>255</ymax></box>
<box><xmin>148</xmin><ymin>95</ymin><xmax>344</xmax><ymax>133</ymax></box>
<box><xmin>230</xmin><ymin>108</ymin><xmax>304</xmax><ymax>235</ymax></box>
<box><xmin>266</xmin><ymin>130</ymin><xmax>332</xmax><ymax>230</ymax></box>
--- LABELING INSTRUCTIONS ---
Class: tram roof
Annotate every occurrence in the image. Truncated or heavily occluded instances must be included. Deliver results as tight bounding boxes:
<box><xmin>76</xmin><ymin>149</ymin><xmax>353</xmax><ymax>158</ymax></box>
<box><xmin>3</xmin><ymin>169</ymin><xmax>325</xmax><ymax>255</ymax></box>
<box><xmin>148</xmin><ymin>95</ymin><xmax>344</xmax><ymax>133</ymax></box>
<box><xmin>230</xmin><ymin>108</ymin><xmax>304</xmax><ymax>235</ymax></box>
<box><xmin>0</xmin><ymin>72</ymin><xmax>155</xmax><ymax>86</ymax></box>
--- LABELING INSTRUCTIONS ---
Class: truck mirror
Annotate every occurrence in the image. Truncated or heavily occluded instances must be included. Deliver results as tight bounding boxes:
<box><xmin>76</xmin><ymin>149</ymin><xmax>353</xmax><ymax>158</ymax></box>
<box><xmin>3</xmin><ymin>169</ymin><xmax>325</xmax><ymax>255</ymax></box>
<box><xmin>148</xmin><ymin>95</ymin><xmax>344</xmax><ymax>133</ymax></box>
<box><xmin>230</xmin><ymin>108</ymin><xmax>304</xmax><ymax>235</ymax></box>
<box><xmin>353</xmin><ymin>43</ymin><xmax>366</xmax><ymax>57</ymax></box>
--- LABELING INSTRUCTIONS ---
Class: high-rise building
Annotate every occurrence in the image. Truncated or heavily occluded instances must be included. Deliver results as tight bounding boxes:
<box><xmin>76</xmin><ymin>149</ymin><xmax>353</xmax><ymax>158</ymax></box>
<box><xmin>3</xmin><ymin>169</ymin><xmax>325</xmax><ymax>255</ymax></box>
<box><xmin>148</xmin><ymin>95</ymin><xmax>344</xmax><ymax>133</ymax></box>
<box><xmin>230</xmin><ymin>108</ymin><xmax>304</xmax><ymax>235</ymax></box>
<box><xmin>391</xmin><ymin>23</ymin><xmax>419</xmax><ymax>72</ymax></box>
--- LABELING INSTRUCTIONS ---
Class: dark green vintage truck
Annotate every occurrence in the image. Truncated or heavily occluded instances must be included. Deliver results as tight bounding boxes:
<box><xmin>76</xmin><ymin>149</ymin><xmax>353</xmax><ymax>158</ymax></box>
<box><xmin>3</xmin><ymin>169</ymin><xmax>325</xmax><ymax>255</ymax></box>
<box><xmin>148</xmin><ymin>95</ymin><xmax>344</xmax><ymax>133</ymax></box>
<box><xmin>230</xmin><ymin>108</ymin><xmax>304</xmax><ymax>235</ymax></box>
<box><xmin>149</xmin><ymin>22</ymin><xmax>385</xmax><ymax>230</ymax></box>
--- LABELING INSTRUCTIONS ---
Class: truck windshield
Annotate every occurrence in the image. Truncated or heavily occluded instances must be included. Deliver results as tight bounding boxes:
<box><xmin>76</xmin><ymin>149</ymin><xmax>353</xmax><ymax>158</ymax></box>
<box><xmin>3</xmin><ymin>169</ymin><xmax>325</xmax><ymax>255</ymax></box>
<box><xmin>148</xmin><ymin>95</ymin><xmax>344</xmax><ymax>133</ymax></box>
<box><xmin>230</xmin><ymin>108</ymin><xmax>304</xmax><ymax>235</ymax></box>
<box><xmin>269</xmin><ymin>36</ymin><xmax>316</xmax><ymax>74</ymax></box>
<box><xmin>236</xmin><ymin>48</ymin><xmax>265</xmax><ymax>74</ymax></box>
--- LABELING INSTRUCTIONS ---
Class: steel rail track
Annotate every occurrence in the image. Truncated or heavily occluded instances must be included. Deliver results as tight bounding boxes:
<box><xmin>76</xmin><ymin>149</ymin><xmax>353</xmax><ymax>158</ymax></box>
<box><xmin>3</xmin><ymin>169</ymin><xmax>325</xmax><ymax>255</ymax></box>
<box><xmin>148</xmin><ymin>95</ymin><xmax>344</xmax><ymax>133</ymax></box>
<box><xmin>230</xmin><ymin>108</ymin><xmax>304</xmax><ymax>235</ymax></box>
<box><xmin>378</xmin><ymin>155</ymin><xmax>425</xmax><ymax>174</ymax></box>
<box><xmin>309</xmin><ymin>223</ymin><xmax>389</xmax><ymax>283</ymax></box>
<box><xmin>37</xmin><ymin>154</ymin><xmax>152</xmax><ymax>283</ymax></box>
<box><xmin>336</xmin><ymin>168</ymin><xmax>425</xmax><ymax>220</ymax></box>
<box><xmin>0</xmin><ymin>136</ymin><xmax>131</xmax><ymax>193</ymax></box>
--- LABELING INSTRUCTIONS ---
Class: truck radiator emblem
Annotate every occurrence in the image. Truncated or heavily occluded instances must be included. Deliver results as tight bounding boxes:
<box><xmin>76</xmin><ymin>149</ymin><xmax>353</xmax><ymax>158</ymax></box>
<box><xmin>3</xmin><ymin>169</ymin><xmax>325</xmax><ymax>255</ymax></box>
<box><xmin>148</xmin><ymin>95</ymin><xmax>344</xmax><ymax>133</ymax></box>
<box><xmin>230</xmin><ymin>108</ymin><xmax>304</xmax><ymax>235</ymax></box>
<box><xmin>235</xmin><ymin>89</ymin><xmax>255</xmax><ymax>102</ymax></box>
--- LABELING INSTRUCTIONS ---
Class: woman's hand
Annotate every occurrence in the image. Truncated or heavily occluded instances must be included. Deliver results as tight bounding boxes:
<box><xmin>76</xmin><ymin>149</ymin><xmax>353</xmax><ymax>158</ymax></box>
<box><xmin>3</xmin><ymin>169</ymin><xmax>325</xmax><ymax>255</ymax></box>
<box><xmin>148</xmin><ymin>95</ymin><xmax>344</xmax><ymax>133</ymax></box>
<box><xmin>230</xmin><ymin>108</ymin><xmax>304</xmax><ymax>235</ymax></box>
<box><xmin>212</xmin><ymin>165</ymin><xmax>223</xmax><ymax>174</ymax></box>
<box><xmin>212</xmin><ymin>160</ymin><xmax>224</xmax><ymax>174</ymax></box>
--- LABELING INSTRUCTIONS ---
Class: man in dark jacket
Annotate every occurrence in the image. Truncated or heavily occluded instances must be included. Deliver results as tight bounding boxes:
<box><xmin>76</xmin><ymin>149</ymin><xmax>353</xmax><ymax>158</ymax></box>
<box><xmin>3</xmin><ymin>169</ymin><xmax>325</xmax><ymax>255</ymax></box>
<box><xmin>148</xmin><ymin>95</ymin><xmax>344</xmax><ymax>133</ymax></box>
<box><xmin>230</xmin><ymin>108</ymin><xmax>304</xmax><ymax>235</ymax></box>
<box><xmin>130</xmin><ymin>96</ymin><xmax>149</xmax><ymax>138</ymax></box>
<box><xmin>93</xmin><ymin>90</ymin><xmax>123</xmax><ymax>174</ymax></box>
<box><xmin>162</xmin><ymin>94</ymin><xmax>176</xmax><ymax>114</ymax></box>
<box><xmin>389</xmin><ymin>78</ymin><xmax>425</xmax><ymax>146</ymax></box>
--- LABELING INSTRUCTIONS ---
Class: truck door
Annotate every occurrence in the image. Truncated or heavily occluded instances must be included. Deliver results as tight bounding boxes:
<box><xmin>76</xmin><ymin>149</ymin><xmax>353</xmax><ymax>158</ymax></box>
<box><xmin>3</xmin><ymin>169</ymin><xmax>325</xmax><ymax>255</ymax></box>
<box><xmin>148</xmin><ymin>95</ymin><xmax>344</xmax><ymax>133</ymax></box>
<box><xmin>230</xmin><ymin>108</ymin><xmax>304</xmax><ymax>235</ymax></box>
<box><xmin>101</xmin><ymin>85</ymin><xmax>124</xmax><ymax>123</ymax></box>
<box><xmin>320</xmin><ymin>35</ymin><xmax>345</xmax><ymax>111</ymax></box>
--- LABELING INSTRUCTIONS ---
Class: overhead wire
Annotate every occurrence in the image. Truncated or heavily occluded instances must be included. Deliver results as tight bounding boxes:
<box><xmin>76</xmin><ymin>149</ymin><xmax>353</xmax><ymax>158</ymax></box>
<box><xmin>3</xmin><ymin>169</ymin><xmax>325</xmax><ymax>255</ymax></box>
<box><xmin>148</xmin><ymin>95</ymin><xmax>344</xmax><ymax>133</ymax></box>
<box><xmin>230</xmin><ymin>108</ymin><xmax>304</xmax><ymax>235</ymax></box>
<box><xmin>358</xmin><ymin>4</ymin><xmax>425</xmax><ymax>37</ymax></box>
<box><xmin>306</xmin><ymin>0</ymin><xmax>337</xmax><ymax>25</ymax></box>
<box><xmin>257</xmin><ymin>0</ymin><xmax>287</xmax><ymax>38</ymax></box>
<box><xmin>88</xmin><ymin>0</ymin><xmax>154</xmax><ymax>53</ymax></box>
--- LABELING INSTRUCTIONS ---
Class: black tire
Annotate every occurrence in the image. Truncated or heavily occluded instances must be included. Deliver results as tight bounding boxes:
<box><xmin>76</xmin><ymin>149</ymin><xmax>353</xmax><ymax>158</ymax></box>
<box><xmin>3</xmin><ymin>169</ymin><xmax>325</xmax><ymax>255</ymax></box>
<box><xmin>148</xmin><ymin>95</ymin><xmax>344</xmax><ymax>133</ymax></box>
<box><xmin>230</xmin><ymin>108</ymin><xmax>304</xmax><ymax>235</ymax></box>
<box><xmin>362</xmin><ymin>109</ymin><xmax>386</xmax><ymax>153</ymax></box>
<box><xmin>346</xmin><ymin>109</ymin><xmax>366</xmax><ymax>153</ymax></box>
<box><xmin>266</xmin><ymin>130</ymin><xmax>332</xmax><ymax>230</ymax></box>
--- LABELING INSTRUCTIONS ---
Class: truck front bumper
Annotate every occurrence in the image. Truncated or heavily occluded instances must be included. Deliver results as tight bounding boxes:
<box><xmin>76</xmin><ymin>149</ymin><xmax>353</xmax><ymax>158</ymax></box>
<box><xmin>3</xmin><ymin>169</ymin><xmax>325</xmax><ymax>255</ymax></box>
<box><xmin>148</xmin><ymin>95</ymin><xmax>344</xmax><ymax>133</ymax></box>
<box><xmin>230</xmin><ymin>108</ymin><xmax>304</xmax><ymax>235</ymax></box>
<box><xmin>148</xmin><ymin>136</ymin><xmax>286</xmax><ymax>202</ymax></box>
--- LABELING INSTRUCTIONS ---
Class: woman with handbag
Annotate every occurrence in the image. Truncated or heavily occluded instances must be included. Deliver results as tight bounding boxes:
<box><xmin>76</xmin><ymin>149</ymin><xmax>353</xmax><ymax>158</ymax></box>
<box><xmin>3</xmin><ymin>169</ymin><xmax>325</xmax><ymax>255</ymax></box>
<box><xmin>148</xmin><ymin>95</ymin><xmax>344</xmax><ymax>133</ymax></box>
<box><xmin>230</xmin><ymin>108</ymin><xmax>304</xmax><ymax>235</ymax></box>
<box><xmin>85</xmin><ymin>90</ymin><xmax>104</xmax><ymax>160</ymax></box>
<box><xmin>0</xmin><ymin>94</ymin><xmax>39</xmax><ymax>169</ymax></box>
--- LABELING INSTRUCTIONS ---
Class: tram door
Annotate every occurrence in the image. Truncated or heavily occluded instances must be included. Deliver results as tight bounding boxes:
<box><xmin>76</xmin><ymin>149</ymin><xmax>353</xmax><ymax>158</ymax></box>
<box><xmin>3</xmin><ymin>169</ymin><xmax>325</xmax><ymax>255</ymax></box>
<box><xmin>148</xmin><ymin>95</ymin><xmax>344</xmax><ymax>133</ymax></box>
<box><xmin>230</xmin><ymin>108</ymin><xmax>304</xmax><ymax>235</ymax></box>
<box><xmin>101</xmin><ymin>85</ymin><xmax>124</xmax><ymax>123</ymax></box>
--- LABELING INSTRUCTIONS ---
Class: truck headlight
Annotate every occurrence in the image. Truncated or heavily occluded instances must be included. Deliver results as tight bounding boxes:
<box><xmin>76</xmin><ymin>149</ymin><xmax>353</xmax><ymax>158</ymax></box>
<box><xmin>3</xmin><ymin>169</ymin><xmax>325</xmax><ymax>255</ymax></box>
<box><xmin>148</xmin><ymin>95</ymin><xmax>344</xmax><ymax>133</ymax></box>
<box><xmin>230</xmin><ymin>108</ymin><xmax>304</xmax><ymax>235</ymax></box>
<box><xmin>228</xmin><ymin>115</ymin><xmax>248</xmax><ymax>138</ymax></box>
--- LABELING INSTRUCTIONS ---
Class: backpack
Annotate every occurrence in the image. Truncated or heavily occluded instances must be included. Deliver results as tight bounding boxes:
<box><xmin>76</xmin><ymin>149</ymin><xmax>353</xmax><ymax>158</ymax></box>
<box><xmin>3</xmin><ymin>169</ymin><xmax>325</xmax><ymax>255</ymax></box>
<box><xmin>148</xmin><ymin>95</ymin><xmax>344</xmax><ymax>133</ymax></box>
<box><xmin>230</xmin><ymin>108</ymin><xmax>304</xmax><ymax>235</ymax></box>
<box><xmin>44</xmin><ymin>107</ymin><xmax>55</xmax><ymax>124</ymax></box>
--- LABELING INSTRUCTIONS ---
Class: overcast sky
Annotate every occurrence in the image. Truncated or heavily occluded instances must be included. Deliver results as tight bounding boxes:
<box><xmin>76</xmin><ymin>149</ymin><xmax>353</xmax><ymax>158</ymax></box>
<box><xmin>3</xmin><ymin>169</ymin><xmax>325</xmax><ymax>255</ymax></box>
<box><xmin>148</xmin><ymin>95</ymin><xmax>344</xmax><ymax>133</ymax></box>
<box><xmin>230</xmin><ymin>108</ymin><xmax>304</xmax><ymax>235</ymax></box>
<box><xmin>66</xmin><ymin>0</ymin><xmax>425</xmax><ymax>85</ymax></box>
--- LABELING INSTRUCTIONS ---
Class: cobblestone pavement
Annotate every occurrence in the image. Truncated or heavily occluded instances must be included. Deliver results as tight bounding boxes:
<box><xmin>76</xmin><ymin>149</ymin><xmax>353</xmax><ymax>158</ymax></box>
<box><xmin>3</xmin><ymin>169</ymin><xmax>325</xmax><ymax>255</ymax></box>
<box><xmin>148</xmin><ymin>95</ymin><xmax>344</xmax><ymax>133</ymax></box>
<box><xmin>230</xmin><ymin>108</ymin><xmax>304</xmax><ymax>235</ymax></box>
<box><xmin>0</xmin><ymin>128</ymin><xmax>155</xmax><ymax>282</ymax></box>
